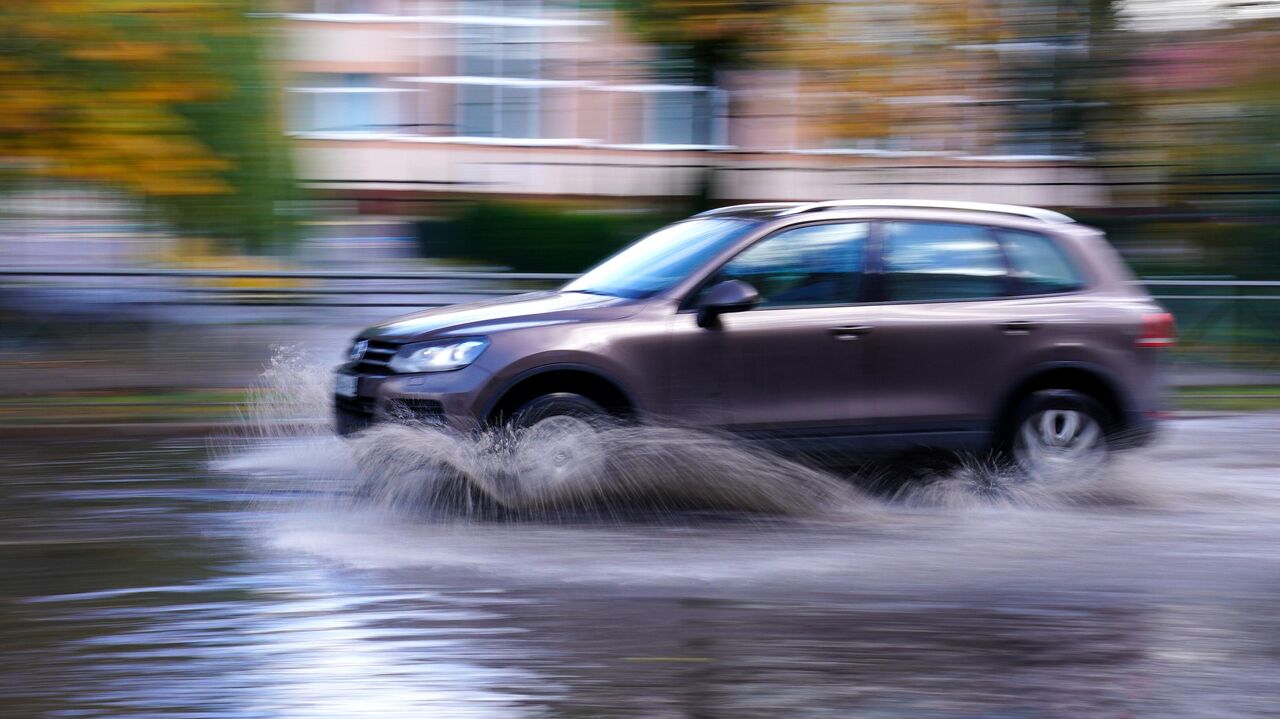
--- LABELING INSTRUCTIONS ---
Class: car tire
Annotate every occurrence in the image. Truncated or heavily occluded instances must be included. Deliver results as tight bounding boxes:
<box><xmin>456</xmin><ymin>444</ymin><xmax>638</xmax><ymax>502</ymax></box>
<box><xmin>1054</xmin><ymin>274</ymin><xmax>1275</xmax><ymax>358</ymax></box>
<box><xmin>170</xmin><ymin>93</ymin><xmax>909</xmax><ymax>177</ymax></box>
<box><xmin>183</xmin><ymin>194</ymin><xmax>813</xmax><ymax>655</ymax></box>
<box><xmin>1004</xmin><ymin>389</ymin><xmax>1111</xmax><ymax>479</ymax></box>
<box><xmin>506</xmin><ymin>393</ymin><xmax>611</xmax><ymax>503</ymax></box>
<box><xmin>508</xmin><ymin>392</ymin><xmax>610</xmax><ymax>430</ymax></box>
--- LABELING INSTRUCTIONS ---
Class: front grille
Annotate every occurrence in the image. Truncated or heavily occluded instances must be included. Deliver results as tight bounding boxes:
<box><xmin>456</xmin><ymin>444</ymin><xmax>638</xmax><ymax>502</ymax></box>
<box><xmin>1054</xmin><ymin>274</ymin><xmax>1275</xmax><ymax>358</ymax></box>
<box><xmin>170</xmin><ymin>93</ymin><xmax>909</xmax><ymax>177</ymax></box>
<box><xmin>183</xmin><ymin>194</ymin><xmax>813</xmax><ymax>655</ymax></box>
<box><xmin>387</xmin><ymin>398</ymin><xmax>446</xmax><ymax>425</ymax></box>
<box><xmin>352</xmin><ymin>339</ymin><xmax>400</xmax><ymax>375</ymax></box>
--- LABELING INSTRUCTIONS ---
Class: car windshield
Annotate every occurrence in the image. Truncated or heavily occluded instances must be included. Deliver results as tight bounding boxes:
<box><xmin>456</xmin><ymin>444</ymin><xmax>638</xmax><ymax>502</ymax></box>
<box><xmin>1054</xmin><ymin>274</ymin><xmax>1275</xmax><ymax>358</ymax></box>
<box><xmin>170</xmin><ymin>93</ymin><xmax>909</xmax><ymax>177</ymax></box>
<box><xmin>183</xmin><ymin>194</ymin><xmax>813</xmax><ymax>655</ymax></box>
<box><xmin>562</xmin><ymin>218</ymin><xmax>757</xmax><ymax>299</ymax></box>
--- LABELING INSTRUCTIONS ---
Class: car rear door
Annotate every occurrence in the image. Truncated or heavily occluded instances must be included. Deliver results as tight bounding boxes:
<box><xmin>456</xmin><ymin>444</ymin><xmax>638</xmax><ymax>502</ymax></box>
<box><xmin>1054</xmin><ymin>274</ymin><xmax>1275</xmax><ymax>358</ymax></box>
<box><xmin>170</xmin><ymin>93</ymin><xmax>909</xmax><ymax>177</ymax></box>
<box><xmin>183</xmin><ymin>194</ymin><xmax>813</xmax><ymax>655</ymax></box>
<box><xmin>867</xmin><ymin>220</ymin><xmax>1025</xmax><ymax>446</ymax></box>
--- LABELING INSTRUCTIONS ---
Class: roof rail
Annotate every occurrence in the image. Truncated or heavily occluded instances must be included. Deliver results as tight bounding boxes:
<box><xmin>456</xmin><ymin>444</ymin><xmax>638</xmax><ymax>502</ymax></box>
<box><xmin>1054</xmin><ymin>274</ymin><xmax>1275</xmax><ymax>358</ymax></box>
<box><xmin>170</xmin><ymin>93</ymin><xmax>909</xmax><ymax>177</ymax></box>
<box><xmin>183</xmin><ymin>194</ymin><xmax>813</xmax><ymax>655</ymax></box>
<box><xmin>776</xmin><ymin>199</ymin><xmax>1075</xmax><ymax>224</ymax></box>
<box><xmin>694</xmin><ymin>202</ymin><xmax>803</xmax><ymax>217</ymax></box>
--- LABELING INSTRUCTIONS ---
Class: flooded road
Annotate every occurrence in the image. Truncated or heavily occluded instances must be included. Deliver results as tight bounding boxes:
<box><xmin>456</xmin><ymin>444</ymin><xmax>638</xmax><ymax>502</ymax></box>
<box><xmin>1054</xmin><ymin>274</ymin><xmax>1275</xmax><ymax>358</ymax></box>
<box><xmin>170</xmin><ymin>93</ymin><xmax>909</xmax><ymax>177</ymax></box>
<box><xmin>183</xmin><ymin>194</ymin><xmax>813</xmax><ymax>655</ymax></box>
<box><xmin>3</xmin><ymin>414</ymin><xmax>1280</xmax><ymax>718</ymax></box>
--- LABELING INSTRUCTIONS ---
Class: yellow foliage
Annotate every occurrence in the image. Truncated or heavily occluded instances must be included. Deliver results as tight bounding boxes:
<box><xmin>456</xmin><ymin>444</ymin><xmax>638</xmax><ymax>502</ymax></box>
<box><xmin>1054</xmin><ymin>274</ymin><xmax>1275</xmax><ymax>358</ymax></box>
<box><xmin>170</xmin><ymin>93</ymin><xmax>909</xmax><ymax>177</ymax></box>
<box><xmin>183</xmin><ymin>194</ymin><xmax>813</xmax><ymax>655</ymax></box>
<box><xmin>781</xmin><ymin>0</ymin><xmax>1004</xmax><ymax>148</ymax></box>
<box><xmin>0</xmin><ymin>0</ymin><xmax>242</xmax><ymax>197</ymax></box>
<box><xmin>67</xmin><ymin>41</ymin><xmax>179</xmax><ymax>63</ymax></box>
<box><xmin>616</xmin><ymin>0</ymin><xmax>1010</xmax><ymax>149</ymax></box>
<box><xmin>157</xmin><ymin>238</ymin><xmax>308</xmax><ymax>290</ymax></box>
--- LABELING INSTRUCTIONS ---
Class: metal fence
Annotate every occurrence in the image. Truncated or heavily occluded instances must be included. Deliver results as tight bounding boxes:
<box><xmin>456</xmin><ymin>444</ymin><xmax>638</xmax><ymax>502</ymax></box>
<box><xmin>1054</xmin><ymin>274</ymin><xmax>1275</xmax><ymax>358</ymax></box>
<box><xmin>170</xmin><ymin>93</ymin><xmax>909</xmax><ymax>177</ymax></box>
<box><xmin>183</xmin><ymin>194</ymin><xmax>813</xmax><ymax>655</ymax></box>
<box><xmin>0</xmin><ymin>267</ymin><xmax>576</xmax><ymax>308</ymax></box>
<box><xmin>1</xmin><ymin>269</ymin><xmax>1278</xmax><ymax>380</ymax></box>
<box><xmin>1144</xmin><ymin>279</ymin><xmax>1280</xmax><ymax>377</ymax></box>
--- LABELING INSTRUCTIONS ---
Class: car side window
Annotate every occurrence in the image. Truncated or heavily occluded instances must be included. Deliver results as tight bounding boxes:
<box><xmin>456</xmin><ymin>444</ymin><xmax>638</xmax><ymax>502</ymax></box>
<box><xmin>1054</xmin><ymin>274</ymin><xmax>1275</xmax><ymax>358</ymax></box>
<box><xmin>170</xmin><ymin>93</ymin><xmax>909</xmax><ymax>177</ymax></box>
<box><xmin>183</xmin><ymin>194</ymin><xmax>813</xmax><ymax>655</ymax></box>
<box><xmin>998</xmin><ymin>229</ymin><xmax>1085</xmax><ymax>295</ymax></box>
<box><xmin>882</xmin><ymin>221</ymin><xmax>1008</xmax><ymax>302</ymax></box>
<box><xmin>707</xmin><ymin>222</ymin><xmax>869</xmax><ymax>308</ymax></box>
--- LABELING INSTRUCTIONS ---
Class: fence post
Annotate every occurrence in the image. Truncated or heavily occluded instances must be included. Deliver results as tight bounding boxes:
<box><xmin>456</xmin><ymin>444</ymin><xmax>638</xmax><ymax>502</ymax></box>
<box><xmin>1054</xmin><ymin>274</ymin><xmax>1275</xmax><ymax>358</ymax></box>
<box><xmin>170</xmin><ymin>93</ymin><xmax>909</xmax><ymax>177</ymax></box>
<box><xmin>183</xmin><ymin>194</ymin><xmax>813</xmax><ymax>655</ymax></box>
<box><xmin>1231</xmin><ymin>278</ymin><xmax>1240</xmax><ymax>367</ymax></box>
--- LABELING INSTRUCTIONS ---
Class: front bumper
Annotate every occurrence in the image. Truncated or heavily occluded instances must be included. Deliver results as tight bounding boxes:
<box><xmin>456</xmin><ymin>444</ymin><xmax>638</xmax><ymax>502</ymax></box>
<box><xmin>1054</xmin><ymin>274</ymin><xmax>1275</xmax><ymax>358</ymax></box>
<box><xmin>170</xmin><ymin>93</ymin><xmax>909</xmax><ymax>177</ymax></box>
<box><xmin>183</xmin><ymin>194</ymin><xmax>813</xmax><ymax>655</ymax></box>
<box><xmin>333</xmin><ymin>365</ymin><xmax>492</xmax><ymax>436</ymax></box>
<box><xmin>334</xmin><ymin>393</ymin><xmax>448</xmax><ymax>435</ymax></box>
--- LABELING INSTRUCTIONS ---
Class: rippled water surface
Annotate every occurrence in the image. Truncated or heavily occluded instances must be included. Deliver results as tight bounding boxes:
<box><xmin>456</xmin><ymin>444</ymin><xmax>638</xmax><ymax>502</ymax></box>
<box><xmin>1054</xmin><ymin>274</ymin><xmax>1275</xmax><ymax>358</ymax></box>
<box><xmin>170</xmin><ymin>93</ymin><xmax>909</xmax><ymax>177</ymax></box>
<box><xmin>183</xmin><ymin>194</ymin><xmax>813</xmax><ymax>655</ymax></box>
<box><xmin>4</xmin><ymin>414</ymin><xmax>1280</xmax><ymax>718</ymax></box>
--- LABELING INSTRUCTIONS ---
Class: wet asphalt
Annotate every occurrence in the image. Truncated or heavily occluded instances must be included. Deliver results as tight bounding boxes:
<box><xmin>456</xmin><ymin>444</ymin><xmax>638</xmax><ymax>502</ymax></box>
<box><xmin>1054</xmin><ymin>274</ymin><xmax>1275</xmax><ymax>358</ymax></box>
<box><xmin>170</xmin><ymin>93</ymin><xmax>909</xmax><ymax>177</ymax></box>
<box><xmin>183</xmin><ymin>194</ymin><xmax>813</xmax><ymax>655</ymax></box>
<box><xmin>2</xmin><ymin>414</ymin><xmax>1280</xmax><ymax>718</ymax></box>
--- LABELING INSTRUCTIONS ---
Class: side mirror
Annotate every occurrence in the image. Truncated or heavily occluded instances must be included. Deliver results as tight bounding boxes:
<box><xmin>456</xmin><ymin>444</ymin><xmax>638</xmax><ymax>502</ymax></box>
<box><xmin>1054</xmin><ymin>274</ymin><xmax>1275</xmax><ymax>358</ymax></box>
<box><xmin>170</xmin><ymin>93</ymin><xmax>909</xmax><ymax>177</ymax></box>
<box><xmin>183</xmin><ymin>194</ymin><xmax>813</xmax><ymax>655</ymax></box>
<box><xmin>697</xmin><ymin>279</ymin><xmax>760</xmax><ymax>328</ymax></box>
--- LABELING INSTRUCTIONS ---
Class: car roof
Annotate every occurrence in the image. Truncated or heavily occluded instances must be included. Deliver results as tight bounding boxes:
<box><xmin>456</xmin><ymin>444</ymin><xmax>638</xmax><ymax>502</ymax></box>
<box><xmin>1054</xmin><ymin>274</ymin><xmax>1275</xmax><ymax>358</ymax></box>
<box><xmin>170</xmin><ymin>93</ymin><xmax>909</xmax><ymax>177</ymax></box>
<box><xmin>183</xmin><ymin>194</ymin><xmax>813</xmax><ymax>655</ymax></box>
<box><xmin>696</xmin><ymin>199</ymin><xmax>1076</xmax><ymax>226</ymax></box>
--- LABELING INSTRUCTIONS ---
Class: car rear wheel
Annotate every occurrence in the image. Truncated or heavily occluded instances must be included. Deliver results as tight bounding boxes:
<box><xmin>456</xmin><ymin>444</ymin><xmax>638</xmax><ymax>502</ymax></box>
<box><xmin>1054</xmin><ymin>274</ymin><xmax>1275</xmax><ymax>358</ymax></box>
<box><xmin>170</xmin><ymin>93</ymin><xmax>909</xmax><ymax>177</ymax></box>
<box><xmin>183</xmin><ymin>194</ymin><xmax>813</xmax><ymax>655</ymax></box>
<box><xmin>1008</xmin><ymin>389</ymin><xmax>1110</xmax><ymax>479</ymax></box>
<box><xmin>508</xmin><ymin>393</ymin><xmax>610</xmax><ymax>496</ymax></box>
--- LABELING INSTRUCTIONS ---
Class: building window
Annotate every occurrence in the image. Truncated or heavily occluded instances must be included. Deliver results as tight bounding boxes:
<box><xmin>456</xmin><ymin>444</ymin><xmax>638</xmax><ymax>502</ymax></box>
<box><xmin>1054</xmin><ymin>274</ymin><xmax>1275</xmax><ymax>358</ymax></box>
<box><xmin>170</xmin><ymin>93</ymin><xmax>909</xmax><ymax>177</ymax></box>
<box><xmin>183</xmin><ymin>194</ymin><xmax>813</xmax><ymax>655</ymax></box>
<box><xmin>454</xmin><ymin>1</ymin><xmax>544</xmax><ymax>138</ymax></box>
<box><xmin>629</xmin><ymin>49</ymin><xmax>723</xmax><ymax>146</ymax></box>
<box><xmin>646</xmin><ymin>88</ymin><xmax>716</xmax><ymax>146</ymax></box>
<box><xmin>304</xmin><ymin>0</ymin><xmax>391</xmax><ymax>13</ymax></box>
<box><xmin>289</xmin><ymin>74</ymin><xmax>406</xmax><ymax>134</ymax></box>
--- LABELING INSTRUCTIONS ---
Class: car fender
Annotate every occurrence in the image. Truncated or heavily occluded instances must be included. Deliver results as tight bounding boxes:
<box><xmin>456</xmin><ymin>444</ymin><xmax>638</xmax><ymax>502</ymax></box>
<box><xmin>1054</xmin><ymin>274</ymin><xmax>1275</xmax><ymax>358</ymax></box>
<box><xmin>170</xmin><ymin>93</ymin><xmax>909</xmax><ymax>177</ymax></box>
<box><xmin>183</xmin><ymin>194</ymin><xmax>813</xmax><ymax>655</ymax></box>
<box><xmin>477</xmin><ymin>355</ymin><xmax>641</xmax><ymax>421</ymax></box>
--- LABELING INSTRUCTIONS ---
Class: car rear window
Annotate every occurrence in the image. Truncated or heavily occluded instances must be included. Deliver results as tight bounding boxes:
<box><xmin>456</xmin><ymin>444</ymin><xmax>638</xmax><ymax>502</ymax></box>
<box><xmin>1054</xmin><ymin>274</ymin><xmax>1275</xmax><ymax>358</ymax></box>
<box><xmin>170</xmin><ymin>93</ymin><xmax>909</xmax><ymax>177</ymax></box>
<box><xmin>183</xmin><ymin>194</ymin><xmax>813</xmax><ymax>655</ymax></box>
<box><xmin>997</xmin><ymin>229</ymin><xmax>1085</xmax><ymax>295</ymax></box>
<box><xmin>882</xmin><ymin>221</ymin><xmax>1007</xmax><ymax>302</ymax></box>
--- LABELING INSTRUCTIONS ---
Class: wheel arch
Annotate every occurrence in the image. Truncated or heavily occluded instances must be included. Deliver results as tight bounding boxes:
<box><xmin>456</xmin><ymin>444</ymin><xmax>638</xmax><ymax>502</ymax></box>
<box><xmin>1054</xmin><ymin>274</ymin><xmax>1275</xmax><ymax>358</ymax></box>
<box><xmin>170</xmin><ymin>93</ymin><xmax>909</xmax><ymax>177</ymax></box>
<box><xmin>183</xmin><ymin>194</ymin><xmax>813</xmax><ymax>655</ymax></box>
<box><xmin>482</xmin><ymin>363</ymin><xmax>637</xmax><ymax>426</ymax></box>
<box><xmin>994</xmin><ymin>362</ymin><xmax>1133</xmax><ymax>445</ymax></box>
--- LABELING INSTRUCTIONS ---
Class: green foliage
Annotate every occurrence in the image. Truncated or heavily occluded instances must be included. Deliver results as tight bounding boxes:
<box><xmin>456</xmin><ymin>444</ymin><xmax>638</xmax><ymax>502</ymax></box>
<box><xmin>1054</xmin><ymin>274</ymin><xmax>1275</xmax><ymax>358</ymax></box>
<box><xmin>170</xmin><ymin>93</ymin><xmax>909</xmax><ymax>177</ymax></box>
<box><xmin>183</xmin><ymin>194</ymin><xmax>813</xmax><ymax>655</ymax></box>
<box><xmin>169</xmin><ymin>6</ymin><xmax>302</xmax><ymax>253</ymax></box>
<box><xmin>0</xmin><ymin>0</ymin><xmax>300</xmax><ymax>253</ymax></box>
<box><xmin>417</xmin><ymin>203</ymin><xmax>680</xmax><ymax>273</ymax></box>
<box><xmin>1071</xmin><ymin>210</ymin><xmax>1280</xmax><ymax>280</ymax></box>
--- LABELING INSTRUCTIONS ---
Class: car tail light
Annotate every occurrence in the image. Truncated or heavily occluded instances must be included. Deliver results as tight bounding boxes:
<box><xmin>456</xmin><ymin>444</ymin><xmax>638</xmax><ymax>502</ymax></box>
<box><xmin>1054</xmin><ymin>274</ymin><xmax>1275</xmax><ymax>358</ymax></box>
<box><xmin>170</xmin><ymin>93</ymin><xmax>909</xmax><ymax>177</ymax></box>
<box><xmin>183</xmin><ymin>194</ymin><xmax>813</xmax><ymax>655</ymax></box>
<box><xmin>1137</xmin><ymin>312</ymin><xmax>1176</xmax><ymax>348</ymax></box>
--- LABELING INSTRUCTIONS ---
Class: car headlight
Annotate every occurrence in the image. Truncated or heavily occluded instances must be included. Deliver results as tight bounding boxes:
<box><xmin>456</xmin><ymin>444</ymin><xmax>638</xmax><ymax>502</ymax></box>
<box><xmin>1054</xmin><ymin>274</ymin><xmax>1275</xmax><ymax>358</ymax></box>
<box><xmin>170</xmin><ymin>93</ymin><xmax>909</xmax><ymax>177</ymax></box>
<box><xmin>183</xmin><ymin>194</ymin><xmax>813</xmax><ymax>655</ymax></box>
<box><xmin>389</xmin><ymin>337</ymin><xmax>489</xmax><ymax>373</ymax></box>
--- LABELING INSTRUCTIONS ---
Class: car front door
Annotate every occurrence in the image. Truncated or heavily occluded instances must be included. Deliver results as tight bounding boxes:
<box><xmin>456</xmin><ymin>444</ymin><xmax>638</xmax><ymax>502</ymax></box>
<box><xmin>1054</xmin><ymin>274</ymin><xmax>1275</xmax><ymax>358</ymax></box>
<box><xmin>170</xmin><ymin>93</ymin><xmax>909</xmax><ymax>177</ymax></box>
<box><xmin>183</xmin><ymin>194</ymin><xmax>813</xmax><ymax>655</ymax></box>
<box><xmin>665</xmin><ymin>221</ymin><xmax>877</xmax><ymax>437</ymax></box>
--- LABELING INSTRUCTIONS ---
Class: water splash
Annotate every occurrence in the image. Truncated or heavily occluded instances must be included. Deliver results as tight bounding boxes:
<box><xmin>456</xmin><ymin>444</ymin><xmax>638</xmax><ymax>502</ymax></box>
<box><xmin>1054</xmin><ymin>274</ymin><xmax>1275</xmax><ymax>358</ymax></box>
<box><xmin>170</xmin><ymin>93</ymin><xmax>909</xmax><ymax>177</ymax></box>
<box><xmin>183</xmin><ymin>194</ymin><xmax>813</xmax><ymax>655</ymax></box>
<box><xmin>222</xmin><ymin>346</ymin><xmax>1160</xmax><ymax>519</ymax></box>
<box><xmin>240</xmin><ymin>344</ymin><xmax>336</xmax><ymax>439</ymax></box>
<box><xmin>341</xmin><ymin>420</ymin><xmax>866</xmax><ymax>518</ymax></box>
<box><xmin>222</xmin><ymin>348</ymin><xmax>869</xmax><ymax>519</ymax></box>
<box><xmin>885</xmin><ymin>453</ymin><xmax>1144</xmax><ymax>510</ymax></box>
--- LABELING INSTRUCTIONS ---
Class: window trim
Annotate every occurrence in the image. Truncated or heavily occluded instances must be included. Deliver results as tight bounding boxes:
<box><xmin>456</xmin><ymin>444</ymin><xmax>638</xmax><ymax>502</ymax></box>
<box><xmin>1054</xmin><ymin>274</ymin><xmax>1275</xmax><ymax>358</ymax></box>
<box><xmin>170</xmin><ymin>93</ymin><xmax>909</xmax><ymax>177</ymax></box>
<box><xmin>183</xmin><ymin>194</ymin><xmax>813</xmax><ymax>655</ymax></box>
<box><xmin>867</xmin><ymin>220</ymin><xmax>1093</xmax><ymax>305</ymax></box>
<box><xmin>676</xmin><ymin>219</ymin><xmax>878</xmax><ymax>312</ymax></box>
<box><xmin>675</xmin><ymin>218</ymin><xmax>1097</xmax><ymax>312</ymax></box>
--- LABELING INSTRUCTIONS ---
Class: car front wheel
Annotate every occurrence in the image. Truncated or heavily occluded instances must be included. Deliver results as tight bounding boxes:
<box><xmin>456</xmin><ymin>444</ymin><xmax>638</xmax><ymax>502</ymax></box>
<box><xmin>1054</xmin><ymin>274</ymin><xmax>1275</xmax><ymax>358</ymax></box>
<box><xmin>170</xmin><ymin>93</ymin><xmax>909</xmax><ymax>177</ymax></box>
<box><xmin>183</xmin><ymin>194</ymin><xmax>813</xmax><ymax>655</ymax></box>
<box><xmin>507</xmin><ymin>393</ymin><xmax>610</xmax><ymax>500</ymax></box>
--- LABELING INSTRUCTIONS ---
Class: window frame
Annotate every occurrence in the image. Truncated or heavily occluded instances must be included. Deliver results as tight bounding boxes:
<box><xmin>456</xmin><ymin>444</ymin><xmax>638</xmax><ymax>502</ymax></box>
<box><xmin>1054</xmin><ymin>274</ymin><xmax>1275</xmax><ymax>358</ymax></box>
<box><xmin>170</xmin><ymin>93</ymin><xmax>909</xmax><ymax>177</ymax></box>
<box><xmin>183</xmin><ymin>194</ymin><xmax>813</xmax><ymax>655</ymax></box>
<box><xmin>677</xmin><ymin>219</ymin><xmax>880</xmax><ymax>312</ymax></box>
<box><xmin>866</xmin><ymin>220</ymin><xmax>1093</xmax><ymax>305</ymax></box>
<box><xmin>288</xmin><ymin>73</ymin><xmax>410</xmax><ymax>134</ymax></box>
<box><xmin>453</xmin><ymin>3</ymin><xmax>545</xmax><ymax>139</ymax></box>
<box><xmin>677</xmin><ymin>218</ymin><xmax>1096</xmax><ymax>312</ymax></box>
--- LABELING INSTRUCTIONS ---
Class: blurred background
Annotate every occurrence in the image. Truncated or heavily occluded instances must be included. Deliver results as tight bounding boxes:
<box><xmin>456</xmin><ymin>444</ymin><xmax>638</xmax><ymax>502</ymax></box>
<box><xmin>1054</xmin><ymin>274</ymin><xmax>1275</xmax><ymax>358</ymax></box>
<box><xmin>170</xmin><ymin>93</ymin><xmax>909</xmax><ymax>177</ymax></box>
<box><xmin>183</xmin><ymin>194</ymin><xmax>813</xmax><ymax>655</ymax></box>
<box><xmin>2</xmin><ymin>0</ymin><xmax>1279</xmax><ymax>421</ymax></box>
<box><xmin>5</xmin><ymin>5</ymin><xmax>1280</xmax><ymax>718</ymax></box>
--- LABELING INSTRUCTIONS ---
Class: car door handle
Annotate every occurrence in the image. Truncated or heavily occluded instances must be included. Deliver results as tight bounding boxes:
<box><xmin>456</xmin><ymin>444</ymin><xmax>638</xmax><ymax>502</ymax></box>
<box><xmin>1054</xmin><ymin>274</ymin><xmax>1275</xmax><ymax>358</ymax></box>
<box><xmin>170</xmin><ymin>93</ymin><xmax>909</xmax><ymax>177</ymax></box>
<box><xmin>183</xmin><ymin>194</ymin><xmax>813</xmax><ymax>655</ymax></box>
<box><xmin>829</xmin><ymin>325</ymin><xmax>873</xmax><ymax>340</ymax></box>
<box><xmin>998</xmin><ymin>320</ymin><xmax>1039</xmax><ymax>335</ymax></box>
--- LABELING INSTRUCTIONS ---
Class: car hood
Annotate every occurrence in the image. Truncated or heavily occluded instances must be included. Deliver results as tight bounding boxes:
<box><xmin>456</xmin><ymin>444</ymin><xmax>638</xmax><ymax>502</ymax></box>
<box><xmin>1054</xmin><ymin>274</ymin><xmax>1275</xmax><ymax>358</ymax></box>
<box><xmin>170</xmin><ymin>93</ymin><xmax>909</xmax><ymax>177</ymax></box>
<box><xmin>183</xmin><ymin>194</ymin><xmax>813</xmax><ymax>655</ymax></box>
<box><xmin>360</xmin><ymin>291</ymin><xmax>642</xmax><ymax>342</ymax></box>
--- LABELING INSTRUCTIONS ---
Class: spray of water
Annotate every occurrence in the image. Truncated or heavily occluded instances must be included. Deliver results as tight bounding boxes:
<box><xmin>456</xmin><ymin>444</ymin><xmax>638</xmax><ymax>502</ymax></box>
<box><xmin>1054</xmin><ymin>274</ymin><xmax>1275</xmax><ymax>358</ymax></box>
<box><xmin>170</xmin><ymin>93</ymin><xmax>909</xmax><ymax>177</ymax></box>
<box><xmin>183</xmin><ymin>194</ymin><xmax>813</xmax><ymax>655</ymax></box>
<box><xmin>886</xmin><ymin>452</ymin><xmax>1144</xmax><ymax>510</ymax></box>
<box><xmin>222</xmin><ymin>347</ymin><xmax>1154</xmax><ymax>519</ymax></box>
<box><xmin>222</xmin><ymin>348</ymin><xmax>872</xmax><ymax>519</ymax></box>
<box><xmin>342</xmin><ymin>420</ymin><xmax>869</xmax><ymax>518</ymax></box>
<box><xmin>240</xmin><ymin>344</ymin><xmax>336</xmax><ymax>439</ymax></box>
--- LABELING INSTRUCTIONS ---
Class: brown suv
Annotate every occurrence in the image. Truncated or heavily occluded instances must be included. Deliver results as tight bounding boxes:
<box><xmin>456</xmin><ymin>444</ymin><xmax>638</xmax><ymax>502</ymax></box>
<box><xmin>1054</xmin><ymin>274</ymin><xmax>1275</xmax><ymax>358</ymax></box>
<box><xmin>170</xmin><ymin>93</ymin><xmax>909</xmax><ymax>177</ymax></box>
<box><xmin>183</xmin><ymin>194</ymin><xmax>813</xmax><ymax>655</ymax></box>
<box><xmin>335</xmin><ymin>200</ymin><xmax>1173</xmax><ymax>474</ymax></box>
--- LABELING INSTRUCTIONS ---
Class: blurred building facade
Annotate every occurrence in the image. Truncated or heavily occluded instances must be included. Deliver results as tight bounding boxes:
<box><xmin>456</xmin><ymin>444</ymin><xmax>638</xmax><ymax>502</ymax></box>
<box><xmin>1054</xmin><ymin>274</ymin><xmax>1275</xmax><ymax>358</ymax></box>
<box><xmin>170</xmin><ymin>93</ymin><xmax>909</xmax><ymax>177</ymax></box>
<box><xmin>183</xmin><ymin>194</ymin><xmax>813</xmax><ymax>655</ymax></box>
<box><xmin>281</xmin><ymin>0</ymin><xmax>1106</xmax><ymax>209</ymax></box>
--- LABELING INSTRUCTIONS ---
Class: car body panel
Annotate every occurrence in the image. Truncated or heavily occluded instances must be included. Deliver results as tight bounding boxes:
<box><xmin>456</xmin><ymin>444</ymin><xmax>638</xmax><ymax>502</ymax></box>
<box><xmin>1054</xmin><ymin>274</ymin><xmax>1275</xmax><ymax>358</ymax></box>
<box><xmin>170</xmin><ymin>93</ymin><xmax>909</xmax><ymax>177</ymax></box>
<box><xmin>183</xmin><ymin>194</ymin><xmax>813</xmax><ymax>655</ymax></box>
<box><xmin>335</xmin><ymin>202</ymin><xmax>1168</xmax><ymax>457</ymax></box>
<box><xmin>363</xmin><ymin>291</ymin><xmax>643</xmax><ymax>341</ymax></box>
<box><xmin>667</xmin><ymin>303</ymin><xmax>879</xmax><ymax>432</ymax></box>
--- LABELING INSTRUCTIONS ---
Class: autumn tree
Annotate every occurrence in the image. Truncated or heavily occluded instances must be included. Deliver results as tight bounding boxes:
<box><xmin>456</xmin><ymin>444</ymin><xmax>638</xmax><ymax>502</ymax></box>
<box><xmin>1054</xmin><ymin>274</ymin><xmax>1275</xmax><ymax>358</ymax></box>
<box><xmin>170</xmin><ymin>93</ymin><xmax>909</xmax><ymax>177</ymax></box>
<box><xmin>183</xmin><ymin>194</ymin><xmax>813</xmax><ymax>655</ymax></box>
<box><xmin>0</xmin><ymin>0</ymin><xmax>298</xmax><ymax>253</ymax></box>
<box><xmin>784</xmin><ymin>0</ymin><xmax>1001</xmax><ymax>150</ymax></box>
<box><xmin>611</xmin><ymin>0</ymin><xmax>1120</xmax><ymax>155</ymax></box>
<box><xmin>1116</xmin><ymin>19</ymin><xmax>1280</xmax><ymax>275</ymax></box>
<box><xmin>609</xmin><ymin>0</ymin><xmax>799</xmax><ymax>87</ymax></box>
<box><xmin>1126</xmin><ymin>22</ymin><xmax>1280</xmax><ymax>205</ymax></box>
